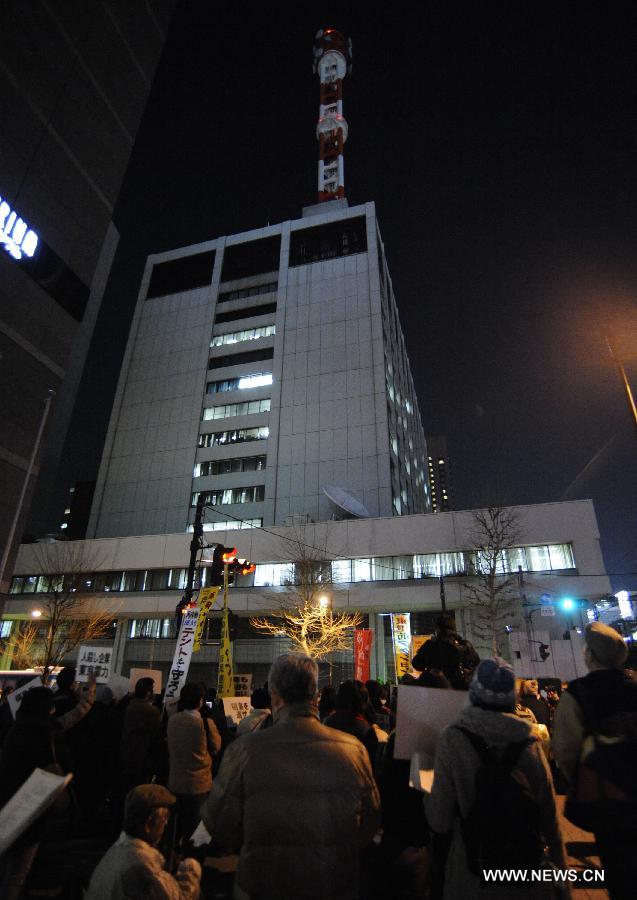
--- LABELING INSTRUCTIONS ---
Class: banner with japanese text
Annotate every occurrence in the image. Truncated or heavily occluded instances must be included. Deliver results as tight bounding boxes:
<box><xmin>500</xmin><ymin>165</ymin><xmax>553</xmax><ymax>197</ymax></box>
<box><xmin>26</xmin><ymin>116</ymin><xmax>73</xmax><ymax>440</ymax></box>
<box><xmin>354</xmin><ymin>629</ymin><xmax>373</xmax><ymax>683</ymax></box>
<box><xmin>193</xmin><ymin>586</ymin><xmax>220</xmax><ymax>652</ymax></box>
<box><xmin>217</xmin><ymin>610</ymin><xmax>234</xmax><ymax>698</ymax></box>
<box><xmin>390</xmin><ymin>613</ymin><xmax>412</xmax><ymax>683</ymax></box>
<box><xmin>164</xmin><ymin>606</ymin><xmax>199</xmax><ymax>706</ymax></box>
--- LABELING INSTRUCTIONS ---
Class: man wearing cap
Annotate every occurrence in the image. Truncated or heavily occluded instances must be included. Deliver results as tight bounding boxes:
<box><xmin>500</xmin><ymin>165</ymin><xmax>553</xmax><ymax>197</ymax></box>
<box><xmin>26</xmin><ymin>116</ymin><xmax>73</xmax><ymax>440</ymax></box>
<box><xmin>85</xmin><ymin>785</ymin><xmax>201</xmax><ymax>900</ymax></box>
<box><xmin>201</xmin><ymin>653</ymin><xmax>380</xmax><ymax>900</ymax></box>
<box><xmin>553</xmin><ymin>621</ymin><xmax>637</xmax><ymax>898</ymax></box>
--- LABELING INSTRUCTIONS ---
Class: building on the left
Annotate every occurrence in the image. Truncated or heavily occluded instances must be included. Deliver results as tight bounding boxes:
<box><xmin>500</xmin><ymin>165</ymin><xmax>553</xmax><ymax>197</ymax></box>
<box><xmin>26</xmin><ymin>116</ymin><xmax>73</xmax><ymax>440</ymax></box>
<box><xmin>0</xmin><ymin>1</ymin><xmax>177</xmax><ymax>594</ymax></box>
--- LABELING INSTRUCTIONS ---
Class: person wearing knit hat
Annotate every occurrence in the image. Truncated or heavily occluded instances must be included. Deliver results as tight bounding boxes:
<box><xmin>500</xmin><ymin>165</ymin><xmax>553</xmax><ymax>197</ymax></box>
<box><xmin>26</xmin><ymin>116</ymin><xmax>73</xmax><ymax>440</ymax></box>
<box><xmin>85</xmin><ymin>783</ymin><xmax>201</xmax><ymax>900</ymax></box>
<box><xmin>426</xmin><ymin>657</ymin><xmax>567</xmax><ymax>898</ymax></box>
<box><xmin>553</xmin><ymin>621</ymin><xmax>637</xmax><ymax>899</ymax></box>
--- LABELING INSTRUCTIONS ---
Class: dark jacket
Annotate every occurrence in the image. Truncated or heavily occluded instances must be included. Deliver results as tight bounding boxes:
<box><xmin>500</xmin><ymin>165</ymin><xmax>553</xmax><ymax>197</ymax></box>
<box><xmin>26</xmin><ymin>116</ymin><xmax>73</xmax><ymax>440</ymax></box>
<box><xmin>323</xmin><ymin>710</ymin><xmax>379</xmax><ymax>770</ymax></box>
<box><xmin>119</xmin><ymin>697</ymin><xmax>161</xmax><ymax>789</ymax></box>
<box><xmin>412</xmin><ymin>630</ymin><xmax>480</xmax><ymax>689</ymax></box>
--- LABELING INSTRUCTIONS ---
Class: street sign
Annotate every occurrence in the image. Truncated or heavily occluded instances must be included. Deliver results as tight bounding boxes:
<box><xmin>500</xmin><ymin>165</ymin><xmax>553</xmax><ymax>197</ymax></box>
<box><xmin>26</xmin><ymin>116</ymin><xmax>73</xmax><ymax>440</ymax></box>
<box><xmin>540</xmin><ymin>607</ymin><xmax>555</xmax><ymax>617</ymax></box>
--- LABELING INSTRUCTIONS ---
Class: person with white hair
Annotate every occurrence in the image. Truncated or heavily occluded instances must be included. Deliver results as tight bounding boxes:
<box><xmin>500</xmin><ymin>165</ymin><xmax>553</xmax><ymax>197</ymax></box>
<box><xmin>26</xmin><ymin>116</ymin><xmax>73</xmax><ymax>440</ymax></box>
<box><xmin>201</xmin><ymin>653</ymin><xmax>380</xmax><ymax>899</ymax></box>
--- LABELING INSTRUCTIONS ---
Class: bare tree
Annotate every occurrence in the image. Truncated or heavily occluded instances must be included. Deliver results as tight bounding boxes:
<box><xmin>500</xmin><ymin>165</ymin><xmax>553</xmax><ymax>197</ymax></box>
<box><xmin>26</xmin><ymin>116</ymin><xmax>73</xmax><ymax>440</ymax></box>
<box><xmin>1</xmin><ymin>541</ymin><xmax>118</xmax><ymax>681</ymax></box>
<box><xmin>249</xmin><ymin>528</ymin><xmax>363</xmax><ymax>659</ymax></box>
<box><xmin>463</xmin><ymin>506</ymin><xmax>520</xmax><ymax>657</ymax></box>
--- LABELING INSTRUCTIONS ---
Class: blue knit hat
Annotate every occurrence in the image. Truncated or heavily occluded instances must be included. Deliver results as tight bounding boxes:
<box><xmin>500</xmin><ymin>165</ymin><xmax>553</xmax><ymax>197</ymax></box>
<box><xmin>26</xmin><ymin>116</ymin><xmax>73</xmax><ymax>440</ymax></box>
<box><xmin>469</xmin><ymin>657</ymin><xmax>516</xmax><ymax>711</ymax></box>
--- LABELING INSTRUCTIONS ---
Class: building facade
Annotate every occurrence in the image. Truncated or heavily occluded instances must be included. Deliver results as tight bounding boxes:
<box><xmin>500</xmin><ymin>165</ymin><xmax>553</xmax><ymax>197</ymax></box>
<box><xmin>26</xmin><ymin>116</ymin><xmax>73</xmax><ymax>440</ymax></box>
<box><xmin>0</xmin><ymin>1</ymin><xmax>176</xmax><ymax>592</ymax></box>
<box><xmin>4</xmin><ymin>500</ymin><xmax>612</xmax><ymax>683</ymax></box>
<box><xmin>426</xmin><ymin>435</ymin><xmax>454</xmax><ymax>512</ymax></box>
<box><xmin>88</xmin><ymin>201</ymin><xmax>430</xmax><ymax>538</ymax></box>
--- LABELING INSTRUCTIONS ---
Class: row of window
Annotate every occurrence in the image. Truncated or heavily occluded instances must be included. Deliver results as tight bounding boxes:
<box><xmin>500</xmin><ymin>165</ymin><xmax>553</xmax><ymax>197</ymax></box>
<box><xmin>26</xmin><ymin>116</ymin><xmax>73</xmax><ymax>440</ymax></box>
<box><xmin>210</xmin><ymin>325</ymin><xmax>275</xmax><ymax>348</ymax></box>
<box><xmin>217</xmin><ymin>282</ymin><xmax>277</xmax><ymax>304</ymax></box>
<box><xmin>202</xmin><ymin>399</ymin><xmax>270</xmax><ymax>421</ymax></box>
<box><xmin>214</xmin><ymin>301</ymin><xmax>277</xmax><ymax>325</ymax></box>
<box><xmin>194</xmin><ymin>455</ymin><xmax>266</xmax><ymax>477</ymax></box>
<box><xmin>197</xmin><ymin>426</ymin><xmax>269</xmax><ymax>448</ymax></box>
<box><xmin>209</xmin><ymin>347</ymin><xmax>274</xmax><ymax>370</ymax></box>
<box><xmin>192</xmin><ymin>485</ymin><xmax>266</xmax><ymax>506</ymax></box>
<box><xmin>207</xmin><ymin>373</ymin><xmax>272</xmax><ymax>394</ymax></box>
<box><xmin>8</xmin><ymin>543</ymin><xmax>577</xmax><ymax>596</ymax></box>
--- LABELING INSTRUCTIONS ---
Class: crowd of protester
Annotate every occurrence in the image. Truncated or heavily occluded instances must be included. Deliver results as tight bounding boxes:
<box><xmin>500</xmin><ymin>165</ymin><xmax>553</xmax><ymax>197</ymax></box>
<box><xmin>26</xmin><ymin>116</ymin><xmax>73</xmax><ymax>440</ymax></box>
<box><xmin>0</xmin><ymin>615</ymin><xmax>635</xmax><ymax>899</ymax></box>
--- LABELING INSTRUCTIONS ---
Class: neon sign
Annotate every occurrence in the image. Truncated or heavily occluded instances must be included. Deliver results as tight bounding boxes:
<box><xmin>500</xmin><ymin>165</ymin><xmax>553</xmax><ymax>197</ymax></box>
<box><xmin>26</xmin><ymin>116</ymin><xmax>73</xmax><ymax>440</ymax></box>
<box><xmin>0</xmin><ymin>195</ymin><xmax>39</xmax><ymax>260</ymax></box>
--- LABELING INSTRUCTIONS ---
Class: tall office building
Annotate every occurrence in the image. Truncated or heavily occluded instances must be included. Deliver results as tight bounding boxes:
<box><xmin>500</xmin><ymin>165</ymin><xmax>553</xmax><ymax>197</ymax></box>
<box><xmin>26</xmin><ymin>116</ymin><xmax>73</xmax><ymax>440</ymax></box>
<box><xmin>426</xmin><ymin>435</ymin><xmax>454</xmax><ymax>512</ymax></box>
<box><xmin>0</xmin><ymin>1</ymin><xmax>176</xmax><ymax>591</ymax></box>
<box><xmin>88</xmin><ymin>200</ymin><xmax>431</xmax><ymax>537</ymax></box>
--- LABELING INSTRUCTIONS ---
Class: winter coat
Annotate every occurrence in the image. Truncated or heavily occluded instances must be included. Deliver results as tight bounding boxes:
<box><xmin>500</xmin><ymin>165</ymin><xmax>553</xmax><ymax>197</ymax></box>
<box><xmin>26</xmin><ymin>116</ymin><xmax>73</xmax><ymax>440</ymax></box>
<box><xmin>323</xmin><ymin>709</ymin><xmax>379</xmax><ymax>770</ymax></box>
<box><xmin>426</xmin><ymin>705</ymin><xmax>567</xmax><ymax>900</ymax></box>
<box><xmin>201</xmin><ymin>702</ymin><xmax>381</xmax><ymax>900</ymax></box>
<box><xmin>119</xmin><ymin>697</ymin><xmax>162</xmax><ymax>788</ymax></box>
<box><xmin>167</xmin><ymin>710</ymin><xmax>221</xmax><ymax>795</ymax></box>
<box><xmin>85</xmin><ymin>831</ymin><xmax>201</xmax><ymax>900</ymax></box>
<box><xmin>236</xmin><ymin>707</ymin><xmax>271</xmax><ymax>736</ymax></box>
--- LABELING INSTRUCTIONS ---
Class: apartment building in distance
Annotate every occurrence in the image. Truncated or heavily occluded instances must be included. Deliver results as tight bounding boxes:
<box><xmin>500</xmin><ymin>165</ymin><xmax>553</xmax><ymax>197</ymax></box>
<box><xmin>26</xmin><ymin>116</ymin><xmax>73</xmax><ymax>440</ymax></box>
<box><xmin>88</xmin><ymin>200</ymin><xmax>431</xmax><ymax>537</ymax></box>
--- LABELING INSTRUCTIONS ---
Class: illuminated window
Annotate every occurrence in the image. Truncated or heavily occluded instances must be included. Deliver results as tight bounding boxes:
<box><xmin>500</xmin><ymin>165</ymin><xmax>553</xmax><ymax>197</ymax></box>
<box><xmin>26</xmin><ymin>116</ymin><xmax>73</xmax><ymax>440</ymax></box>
<box><xmin>202</xmin><ymin>399</ymin><xmax>270</xmax><ymax>420</ymax></box>
<box><xmin>211</xmin><ymin>325</ymin><xmax>276</xmax><ymax>347</ymax></box>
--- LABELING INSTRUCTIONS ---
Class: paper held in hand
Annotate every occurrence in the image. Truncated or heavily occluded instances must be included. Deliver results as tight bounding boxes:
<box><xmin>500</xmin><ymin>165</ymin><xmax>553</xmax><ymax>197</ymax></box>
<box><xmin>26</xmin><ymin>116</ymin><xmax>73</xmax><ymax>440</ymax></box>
<box><xmin>394</xmin><ymin>685</ymin><xmax>467</xmax><ymax>762</ymax></box>
<box><xmin>0</xmin><ymin>768</ymin><xmax>73</xmax><ymax>856</ymax></box>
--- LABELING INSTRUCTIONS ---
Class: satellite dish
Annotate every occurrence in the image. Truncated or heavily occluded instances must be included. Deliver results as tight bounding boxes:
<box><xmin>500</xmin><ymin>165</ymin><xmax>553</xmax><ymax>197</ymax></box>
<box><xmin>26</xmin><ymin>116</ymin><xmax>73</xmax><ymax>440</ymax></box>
<box><xmin>323</xmin><ymin>485</ymin><xmax>371</xmax><ymax>519</ymax></box>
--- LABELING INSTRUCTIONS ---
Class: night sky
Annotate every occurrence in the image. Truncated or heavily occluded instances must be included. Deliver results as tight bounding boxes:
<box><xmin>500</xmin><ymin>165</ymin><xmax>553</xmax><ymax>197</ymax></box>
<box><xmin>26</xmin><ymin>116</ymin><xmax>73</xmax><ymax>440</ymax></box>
<box><xmin>64</xmin><ymin>2</ymin><xmax>637</xmax><ymax>590</ymax></box>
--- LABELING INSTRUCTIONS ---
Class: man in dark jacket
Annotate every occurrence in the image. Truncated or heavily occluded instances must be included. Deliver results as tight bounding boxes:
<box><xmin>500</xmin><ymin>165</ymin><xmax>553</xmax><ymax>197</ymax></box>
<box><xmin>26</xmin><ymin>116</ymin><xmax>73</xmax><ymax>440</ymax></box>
<box><xmin>119</xmin><ymin>677</ymin><xmax>161</xmax><ymax>793</ymax></box>
<box><xmin>412</xmin><ymin>615</ymin><xmax>480</xmax><ymax>689</ymax></box>
<box><xmin>553</xmin><ymin>622</ymin><xmax>637</xmax><ymax>900</ymax></box>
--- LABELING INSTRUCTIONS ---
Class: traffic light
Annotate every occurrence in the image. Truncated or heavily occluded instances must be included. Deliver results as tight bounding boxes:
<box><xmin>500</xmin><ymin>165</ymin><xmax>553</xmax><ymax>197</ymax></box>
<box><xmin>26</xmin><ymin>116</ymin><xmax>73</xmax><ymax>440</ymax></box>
<box><xmin>210</xmin><ymin>545</ymin><xmax>237</xmax><ymax>586</ymax></box>
<box><xmin>539</xmin><ymin>643</ymin><xmax>550</xmax><ymax>661</ymax></box>
<box><xmin>560</xmin><ymin>597</ymin><xmax>588</xmax><ymax>612</ymax></box>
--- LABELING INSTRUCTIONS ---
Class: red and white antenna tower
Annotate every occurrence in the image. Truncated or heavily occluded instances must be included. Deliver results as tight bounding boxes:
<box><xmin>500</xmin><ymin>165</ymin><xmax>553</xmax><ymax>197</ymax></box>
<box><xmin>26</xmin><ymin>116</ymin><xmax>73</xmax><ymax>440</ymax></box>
<box><xmin>313</xmin><ymin>28</ymin><xmax>352</xmax><ymax>203</ymax></box>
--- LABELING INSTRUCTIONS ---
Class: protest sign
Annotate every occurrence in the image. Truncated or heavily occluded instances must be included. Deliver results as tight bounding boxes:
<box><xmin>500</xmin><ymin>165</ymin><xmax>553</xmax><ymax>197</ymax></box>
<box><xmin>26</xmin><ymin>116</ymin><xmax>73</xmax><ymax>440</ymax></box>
<box><xmin>7</xmin><ymin>675</ymin><xmax>42</xmax><ymax>719</ymax></box>
<box><xmin>390</xmin><ymin>613</ymin><xmax>412</xmax><ymax>682</ymax></box>
<box><xmin>232</xmin><ymin>673</ymin><xmax>252</xmax><ymax>697</ymax></box>
<box><xmin>164</xmin><ymin>606</ymin><xmax>199</xmax><ymax>706</ymax></box>
<box><xmin>222</xmin><ymin>696</ymin><xmax>252</xmax><ymax>727</ymax></box>
<box><xmin>76</xmin><ymin>645</ymin><xmax>112</xmax><ymax>683</ymax></box>
<box><xmin>129</xmin><ymin>667</ymin><xmax>163</xmax><ymax>695</ymax></box>
<box><xmin>394</xmin><ymin>684</ymin><xmax>467</xmax><ymax>762</ymax></box>
<box><xmin>410</xmin><ymin>634</ymin><xmax>431</xmax><ymax>669</ymax></box>
<box><xmin>107</xmin><ymin>673</ymin><xmax>131</xmax><ymax>701</ymax></box>
<box><xmin>354</xmin><ymin>629</ymin><xmax>373</xmax><ymax>683</ymax></box>
<box><xmin>193</xmin><ymin>586</ymin><xmax>220</xmax><ymax>652</ymax></box>
<box><xmin>0</xmin><ymin>768</ymin><xmax>73</xmax><ymax>856</ymax></box>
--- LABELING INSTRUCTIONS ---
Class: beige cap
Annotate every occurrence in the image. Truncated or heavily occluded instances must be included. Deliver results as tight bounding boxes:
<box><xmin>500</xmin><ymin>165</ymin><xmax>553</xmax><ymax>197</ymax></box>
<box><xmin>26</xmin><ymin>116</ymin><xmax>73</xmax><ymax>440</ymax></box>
<box><xmin>585</xmin><ymin>621</ymin><xmax>627</xmax><ymax>669</ymax></box>
<box><xmin>124</xmin><ymin>784</ymin><xmax>176</xmax><ymax>829</ymax></box>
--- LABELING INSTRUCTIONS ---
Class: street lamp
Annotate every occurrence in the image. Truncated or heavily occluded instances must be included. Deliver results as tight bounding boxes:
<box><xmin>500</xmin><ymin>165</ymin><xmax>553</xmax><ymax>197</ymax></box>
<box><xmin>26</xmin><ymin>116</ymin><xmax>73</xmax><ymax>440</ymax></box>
<box><xmin>31</xmin><ymin>609</ymin><xmax>42</xmax><ymax>619</ymax></box>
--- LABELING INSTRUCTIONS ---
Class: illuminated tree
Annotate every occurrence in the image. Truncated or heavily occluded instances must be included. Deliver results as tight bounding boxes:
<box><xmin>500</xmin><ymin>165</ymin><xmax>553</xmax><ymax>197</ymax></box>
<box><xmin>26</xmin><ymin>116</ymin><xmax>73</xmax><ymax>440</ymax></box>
<box><xmin>463</xmin><ymin>506</ymin><xmax>521</xmax><ymax>657</ymax></box>
<box><xmin>1</xmin><ymin>541</ymin><xmax>118</xmax><ymax>681</ymax></box>
<box><xmin>249</xmin><ymin>529</ymin><xmax>363</xmax><ymax>659</ymax></box>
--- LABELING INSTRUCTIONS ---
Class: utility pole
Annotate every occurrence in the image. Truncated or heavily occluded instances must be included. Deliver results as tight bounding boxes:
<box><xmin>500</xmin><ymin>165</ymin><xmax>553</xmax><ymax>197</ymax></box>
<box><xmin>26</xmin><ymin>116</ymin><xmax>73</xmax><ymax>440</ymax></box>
<box><xmin>606</xmin><ymin>332</ymin><xmax>637</xmax><ymax>439</ymax></box>
<box><xmin>174</xmin><ymin>494</ymin><xmax>205</xmax><ymax>634</ymax></box>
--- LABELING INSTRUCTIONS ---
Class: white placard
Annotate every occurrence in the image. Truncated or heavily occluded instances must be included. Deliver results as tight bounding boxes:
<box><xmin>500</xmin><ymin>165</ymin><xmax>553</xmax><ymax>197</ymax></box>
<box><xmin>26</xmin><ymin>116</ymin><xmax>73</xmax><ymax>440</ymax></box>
<box><xmin>394</xmin><ymin>685</ymin><xmax>468</xmax><ymax>762</ymax></box>
<box><xmin>129</xmin><ymin>667</ymin><xmax>163</xmax><ymax>695</ymax></box>
<box><xmin>107</xmin><ymin>673</ymin><xmax>131</xmax><ymax>702</ymax></box>
<box><xmin>164</xmin><ymin>607</ymin><xmax>199</xmax><ymax>706</ymax></box>
<box><xmin>0</xmin><ymin>768</ymin><xmax>72</xmax><ymax>856</ymax></box>
<box><xmin>7</xmin><ymin>676</ymin><xmax>43</xmax><ymax>719</ymax></box>
<box><xmin>76</xmin><ymin>645</ymin><xmax>113</xmax><ymax>683</ymax></box>
<box><xmin>222</xmin><ymin>696</ymin><xmax>252</xmax><ymax>727</ymax></box>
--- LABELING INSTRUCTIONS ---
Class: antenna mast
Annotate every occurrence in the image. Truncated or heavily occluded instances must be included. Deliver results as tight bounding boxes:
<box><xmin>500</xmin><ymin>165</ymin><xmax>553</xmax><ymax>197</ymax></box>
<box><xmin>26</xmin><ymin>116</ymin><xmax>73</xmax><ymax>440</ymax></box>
<box><xmin>313</xmin><ymin>28</ymin><xmax>352</xmax><ymax>203</ymax></box>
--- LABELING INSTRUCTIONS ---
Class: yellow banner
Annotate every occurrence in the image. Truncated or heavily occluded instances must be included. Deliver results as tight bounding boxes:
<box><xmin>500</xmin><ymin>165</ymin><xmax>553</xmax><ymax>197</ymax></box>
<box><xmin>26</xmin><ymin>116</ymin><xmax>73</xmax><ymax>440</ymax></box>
<box><xmin>217</xmin><ymin>608</ymin><xmax>234</xmax><ymax>697</ymax></box>
<box><xmin>193</xmin><ymin>586</ymin><xmax>220</xmax><ymax>652</ymax></box>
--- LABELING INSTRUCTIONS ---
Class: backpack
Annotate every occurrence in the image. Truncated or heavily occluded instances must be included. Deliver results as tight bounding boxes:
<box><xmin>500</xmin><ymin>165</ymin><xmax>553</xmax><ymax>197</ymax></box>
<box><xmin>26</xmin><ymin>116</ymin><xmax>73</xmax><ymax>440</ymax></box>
<box><xmin>454</xmin><ymin>726</ymin><xmax>544</xmax><ymax>874</ymax></box>
<box><xmin>564</xmin><ymin>680</ymin><xmax>637</xmax><ymax>833</ymax></box>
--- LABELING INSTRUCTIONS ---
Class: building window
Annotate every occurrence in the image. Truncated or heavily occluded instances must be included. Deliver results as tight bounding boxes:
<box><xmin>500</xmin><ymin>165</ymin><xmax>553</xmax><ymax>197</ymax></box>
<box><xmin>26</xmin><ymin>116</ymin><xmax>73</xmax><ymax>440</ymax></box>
<box><xmin>217</xmin><ymin>282</ymin><xmax>277</xmax><ymax>303</ymax></box>
<box><xmin>146</xmin><ymin>250</ymin><xmax>215</xmax><ymax>299</ymax></box>
<box><xmin>198</xmin><ymin>427</ymin><xmax>269</xmax><ymax>447</ymax></box>
<box><xmin>211</xmin><ymin>325</ymin><xmax>275</xmax><ymax>347</ymax></box>
<box><xmin>207</xmin><ymin>373</ymin><xmax>272</xmax><ymax>393</ymax></box>
<box><xmin>0</xmin><ymin>621</ymin><xmax>12</xmax><ymax>639</ymax></box>
<box><xmin>209</xmin><ymin>347</ymin><xmax>274</xmax><ymax>370</ymax></box>
<box><xmin>214</xmin><ymin>302</ymin><xmax>277</xmax><ymax>325</ymax></box>
<box><xmin>202</xmin><ymin>399</ymin><xmax>271</xmax><ymax>421</ymax></box>
<box><xmin>220</xmin><ymin>236</ymin><xmax>281</xmax><ymax>281</ymax></box>
<box><xmin>192</xmin><ymin>485</ymin><xmax>266</xmax><ymax>506</ymax></box>
<box><xmin>129</xmin><ymin>618</ymin><xmax>173</xmax><ymax>639</ymax></box>
<box><xmin>196</xmin><ymin>519</ymin><xmax>263</xmax><ymax>532</ymax></box>
<box><xmin>289</xmin><ymin>216</ymin><xmax>367</xmax><ymax>267</ymax></box>
<box><xmin>195</xmin><ymin>455</ymin><xmax>266</xmax><ymax>477</ymax></box>
<box><xmin>254</xmin><ymin>563</ymin><xmax>292</xmax><ymax>586</ymax></box>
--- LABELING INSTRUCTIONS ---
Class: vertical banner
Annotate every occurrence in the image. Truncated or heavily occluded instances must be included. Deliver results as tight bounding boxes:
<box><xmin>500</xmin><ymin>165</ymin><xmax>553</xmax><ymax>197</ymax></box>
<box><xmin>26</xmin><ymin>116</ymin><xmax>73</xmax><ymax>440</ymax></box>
<box><xmin>193</xmin><ymin>586</ymin><xmax>220</xmax><ymax>652</ymax></box>
<box><xmin>390</xmin><ymin>613</ymin><xmax>412</xmax><ymax>683</ymax></box>
<box><xmin>164</xmin><ymin>606</ymin><xmax>199</xmax><ymax>706</ymax></box>
<box><xmin>354</xmin><ymin>629</ymin><xmax>373</xmax><ymax>683</ymax></box>
<box><xmin>217</xmin><ymin>610</ymin><xmax>234</xmax><ymax>698</ymax></box>
<box><xmin>410</xmin><ymin>634</ymin><xmax>431</xmax><ymax>671</ymax></box>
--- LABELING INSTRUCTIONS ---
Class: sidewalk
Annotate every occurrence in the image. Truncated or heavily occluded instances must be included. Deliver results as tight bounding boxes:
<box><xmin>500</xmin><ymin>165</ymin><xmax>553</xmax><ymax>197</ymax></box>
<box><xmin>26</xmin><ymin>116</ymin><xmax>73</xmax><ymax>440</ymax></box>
<box><xmin>557</xmin><ymin>796</ymin><xmax>607</xmax><ymax>900</ymax></box>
